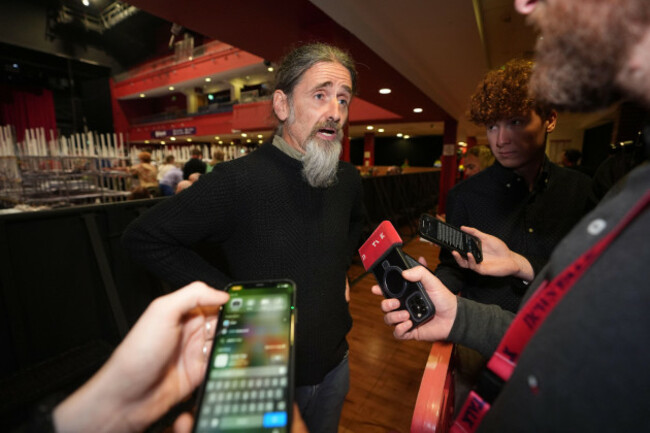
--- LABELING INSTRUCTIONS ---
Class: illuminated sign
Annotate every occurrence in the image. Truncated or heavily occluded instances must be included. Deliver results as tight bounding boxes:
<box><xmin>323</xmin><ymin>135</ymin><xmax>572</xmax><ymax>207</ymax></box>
<box><xmin>151</xmin><ymin>127</ymin><xmax>196</xmax><ymax>139</ymax></box>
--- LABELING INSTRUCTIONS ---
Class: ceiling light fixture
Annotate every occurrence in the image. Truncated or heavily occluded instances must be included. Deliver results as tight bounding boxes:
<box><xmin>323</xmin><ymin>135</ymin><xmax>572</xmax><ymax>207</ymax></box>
<box><xmin>168</xmin><ymin>86</ymin><xmax>175</xmax><ymax>91</ymax></box>
<box><xmin>82</xmin><ymin>0</ymin><xmax>90</xmax><ymax>6</ymax></box>
<box><xmin>139</xmin><ymin>93</ymin><xmax>145</xmax><ymax>98</ymax></box>
<box><xmin>170</xmin><ymin>137</ymin><xmax>176</xmax><ymax>141</ymax></box>
<box><xmin>366</xmin><ymin>126</ymin><xmax>374</xmax><ymax>130</ymax></box>
<box><xmin>378</xmin><ymin>128</ymin><xmax>385</xmax><ymax>133</ymax></box>
<box><xmin>205</xmin><ymin>77</ymin><xmax>211</xmax><ymax>82</ymax></box>
<box><xmin>397</xmin><ymin>133</ymin><xmax>403</xmax><ymax>137</ymax></box>
<box><xmin>379</xmin><ymin>88</ymin><xmax>391</xmax><ymax>94</ymax></box>
<box><xmin>404</xmin><ymin>135</ymin><xmax>411</xmax><ymax>139</ymax></box>
<box><xmin>413</xmin><ymin>108</ymin><xmax>423</xmax><ymax>113</ymax></box>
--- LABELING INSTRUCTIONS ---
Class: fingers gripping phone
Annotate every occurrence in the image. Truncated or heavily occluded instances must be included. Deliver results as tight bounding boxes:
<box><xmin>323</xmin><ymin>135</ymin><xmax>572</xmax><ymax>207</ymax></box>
<box><xmin>418</xmin><ymin>213</ymin><xmax>483</xmax><ymax>263</ymax></box>
<box><xmin>359</xmin><ymin>221</ymin><xmax>435</xmax><ymax>327</ymax></box>
<box><xmin>192</xmin><ymin>280</ymin><xmax>296</xmax><ymax>433</ymax></box>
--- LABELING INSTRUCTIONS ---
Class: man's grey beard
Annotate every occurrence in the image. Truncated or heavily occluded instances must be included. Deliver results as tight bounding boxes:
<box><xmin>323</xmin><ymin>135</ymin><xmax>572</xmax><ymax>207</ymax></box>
<box><xmin>302</xmin><ymin>136</ymin><xmax>342</xmax><ymax>188</ymax></box>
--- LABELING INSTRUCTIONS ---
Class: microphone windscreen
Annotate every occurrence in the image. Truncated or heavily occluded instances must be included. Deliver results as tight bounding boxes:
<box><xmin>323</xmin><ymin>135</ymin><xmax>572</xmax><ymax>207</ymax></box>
<box><xmin>358</xmin><ymin>220</ymin><xmax>403</xmax><ymax>271</ymax></box>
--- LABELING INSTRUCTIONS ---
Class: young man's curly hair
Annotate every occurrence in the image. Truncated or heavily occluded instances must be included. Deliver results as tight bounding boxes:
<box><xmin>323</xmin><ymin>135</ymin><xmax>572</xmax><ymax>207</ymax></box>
<box><xmin>468</xmin><ymin>58</ymin><xmax>553</xmax><ymax>126</ymax></box>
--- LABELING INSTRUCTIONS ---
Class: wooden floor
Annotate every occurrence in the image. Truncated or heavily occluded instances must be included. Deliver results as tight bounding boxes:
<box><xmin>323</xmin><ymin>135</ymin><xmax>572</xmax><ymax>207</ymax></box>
<box><xmin>340</xmin><ymin>232</ymin><xmax>441</xmax><ymax>433</ymax></box>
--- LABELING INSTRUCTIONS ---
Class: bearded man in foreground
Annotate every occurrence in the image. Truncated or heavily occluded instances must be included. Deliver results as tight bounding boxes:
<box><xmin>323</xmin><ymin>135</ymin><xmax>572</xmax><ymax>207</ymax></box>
<box><xmin>374</xmin><ymin>0</ymin><xmax>650</xmax><ymax>431</ymax></box>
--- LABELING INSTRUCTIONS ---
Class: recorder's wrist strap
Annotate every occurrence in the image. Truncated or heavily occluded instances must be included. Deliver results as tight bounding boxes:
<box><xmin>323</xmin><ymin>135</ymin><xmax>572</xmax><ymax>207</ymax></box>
<box><xmin>451</xmin><ymin>190</ymin><xmax>650</xmax><ymax>433</ymax></box>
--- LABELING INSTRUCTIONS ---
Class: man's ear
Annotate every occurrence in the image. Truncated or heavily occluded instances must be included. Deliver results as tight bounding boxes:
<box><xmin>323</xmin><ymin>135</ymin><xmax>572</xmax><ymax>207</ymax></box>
<box><xmin>273</xmin><ymin>90</ymin><xmax>289</xmax><ymax>122</ymax></box>
<box><xmin>546</xmin><ymin>110</ymin><xmax>558</xmax><ymax>133</ymax></box>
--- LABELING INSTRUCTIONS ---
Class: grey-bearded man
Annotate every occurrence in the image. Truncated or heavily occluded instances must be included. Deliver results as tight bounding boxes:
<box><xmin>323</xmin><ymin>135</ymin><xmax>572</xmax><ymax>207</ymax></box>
<box><xmin>123</xmin><ymin>43</ymin><xmax>364</xmax><ymax>433</ymax></box>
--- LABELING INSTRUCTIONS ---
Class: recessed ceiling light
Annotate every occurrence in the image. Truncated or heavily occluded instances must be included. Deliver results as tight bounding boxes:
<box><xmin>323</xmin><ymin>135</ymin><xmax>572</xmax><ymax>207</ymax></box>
<box><xmin>218</xmin><ymin>140</ymin><xmax>223</xmax><ymax>144</ymax></box>
<box><xmin>214</xmin><ymin>136</ymin><xmax>220</xmax><ymax>140</ymax></box>
<box><xmin>259</xmin><ymin>140</ymin><xmax>263</xmax><ymax>144</ymax></box>
<box><xmin>139</xmin><ymin>93</ymin><xmax>146</xmax><ymax>98</ymax></box>
<box><xmin>366</xmin><ymin>125</ymin><xmax>374</xmax><ymax>130</ymax></box>
<box><xmin>378</xmin><ymin>128</ymin><xmax>385</xmax><ymax>133</ymax></box>
<box><xmin>187</xmin><ymin>138</ymin><xmax>192</xmax><ymax>142</ymax></box>
<box><xmin>397</xmin><ymin>133</ymin><xmax>403</xmax><ymax>137</ymax></box>
<box><xmin>246</xmin><ymin>139</ymin><xmax>251</xmax><ymax>143</ymax></box>
<box><xmin>267</xmin><ymin>67</ymin><xmax>274</xmax><ymax>72</ymax></box>
<box><xmin>379</xmin><ymin>88</ymin><xmax>391</xmax><ymax>94</ymax></box>
<box><xmin>82</xmin><ymin>0</ymin><xmax>90</xmax><ymax>6</ymax></box>
<box><xmin>404</xmin><ymin>135</ymin><xmax>411</xmax><ymax>139</ymax></box>
<box><xmin>413</xmin><ymin>108</ymin><xmax>423</xmax><ymax>113</ymax></box>
<box><xmin>257</xmin><ymin>134</ymin><xmax>263</xmax><ymax>138</ymax></box>
<box><xmin>168</xmin><ymin>86</ymin><xmax>175</xmax><ymax>91</ymax></box>
<box><xmin>205</xmin><ymin>77</ymin><xmax>212</xmax><ymax>82</ymax></box>
<box><xmin>144</xmin><ymin>140</ymin><xmax>149</xmax><ymax>144</ymax></box>
<box><xmin>170</xmin><ymin>137</ymin><xmax>176</xmax><ymax>141</ymax></box>
<box><xmin>241</xmin><ymin>133</ymin><xmax>247</xmax><ymax>137</ymax></box>
<box><xmin>160</xmin><ymin>141</ymin><xmax>165</xmax><ymax>145</ymax></box>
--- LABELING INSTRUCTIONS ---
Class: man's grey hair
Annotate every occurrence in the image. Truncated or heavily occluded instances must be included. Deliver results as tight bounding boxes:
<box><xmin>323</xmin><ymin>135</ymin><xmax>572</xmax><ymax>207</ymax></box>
<box><xmin>273</xmin><ymin>43</ymin><xmax>357</xmax><ymax>133</ymax></box>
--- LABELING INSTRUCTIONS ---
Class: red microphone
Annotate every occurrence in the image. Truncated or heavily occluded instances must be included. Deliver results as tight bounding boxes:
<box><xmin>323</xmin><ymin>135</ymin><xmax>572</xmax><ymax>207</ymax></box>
<box><xmin>359</xmin><ymin>221</ymin><xmax>435</xmax><ymax>327</ymax></box>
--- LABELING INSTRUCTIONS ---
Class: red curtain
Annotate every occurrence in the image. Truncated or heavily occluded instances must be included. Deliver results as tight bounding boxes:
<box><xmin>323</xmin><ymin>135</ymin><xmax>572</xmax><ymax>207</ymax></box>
<box><xmin>0</xmin><ymin>86</ymin><xmax>58</xmax><ymax>143</ymax></box>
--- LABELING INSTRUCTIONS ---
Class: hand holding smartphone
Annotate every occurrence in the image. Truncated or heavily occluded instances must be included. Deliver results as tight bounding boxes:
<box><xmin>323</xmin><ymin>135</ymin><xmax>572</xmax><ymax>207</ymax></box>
<box><xmin>192</xmin><ymin>280</ymin><xmax>296</xmax><ymax>433</ymax></box>
<box><xmin>359</xmin><ymin>221</ymin><xmax>435</xmax><ymax>327</ymax></box>
<box><xmin>418</xmin><ymin>213</ymin><xmax>483</xmax><ymax>263</ymax></box>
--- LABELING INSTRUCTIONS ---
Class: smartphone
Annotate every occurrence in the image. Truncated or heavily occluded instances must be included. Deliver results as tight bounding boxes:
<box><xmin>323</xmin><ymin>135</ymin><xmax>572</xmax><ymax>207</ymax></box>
<box><xmin>359</xmin><ymin>221</ymin><xmax>435</xmax><ymax>327</ymax></box>
<box><xmin>192</xmin><ymin>279</ymin><xmax>296</xmax><ymax>433</ymax></box>
<box><xmin>418</xmin><ymin>214</ymin><xmax>483</xmax><ymax>263</ymax></box>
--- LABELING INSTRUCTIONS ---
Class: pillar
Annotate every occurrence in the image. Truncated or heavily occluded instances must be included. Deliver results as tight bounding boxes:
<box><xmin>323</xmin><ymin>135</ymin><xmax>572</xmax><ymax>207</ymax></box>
<box><xmin>363</xmin><ymin>132</ymin><xmax>375</xmax><ymax>167</ymax></box>
<box><xmin>438</xmin><ymin>119</ymin><xmax>458</xmax><ymax>214</ymax></box>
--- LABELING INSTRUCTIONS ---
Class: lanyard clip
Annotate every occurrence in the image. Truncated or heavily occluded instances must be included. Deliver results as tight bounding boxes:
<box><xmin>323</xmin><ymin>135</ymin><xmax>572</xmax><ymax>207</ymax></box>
<box><xmin>475</xmin><ymin>367</ymin><xmax>505</xmax><ymax>405</ymax></box>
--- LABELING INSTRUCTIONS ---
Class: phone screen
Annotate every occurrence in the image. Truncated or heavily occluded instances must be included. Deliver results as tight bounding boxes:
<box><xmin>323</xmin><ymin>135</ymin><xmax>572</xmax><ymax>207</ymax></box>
<box><xmin>419</xmin><ymin>214</ymin><xmax>483</xmax><ymax>263</ymax></box>
<box><xmin>193</xmin><ymin>280</ymin><xmax>296</xmax><ymax>433</ymax></box>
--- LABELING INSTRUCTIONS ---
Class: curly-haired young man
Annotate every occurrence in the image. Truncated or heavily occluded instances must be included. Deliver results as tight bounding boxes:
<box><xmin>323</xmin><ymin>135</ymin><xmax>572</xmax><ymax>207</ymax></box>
<box><xmin>432</xmin><ymin>59</ymin><xmax>594</xmax><ymax>410</ymax></box>
<box><xmin>435</xmin><ymin>58</ymin><xmax>592</xmax><ymax>313</ymax></box>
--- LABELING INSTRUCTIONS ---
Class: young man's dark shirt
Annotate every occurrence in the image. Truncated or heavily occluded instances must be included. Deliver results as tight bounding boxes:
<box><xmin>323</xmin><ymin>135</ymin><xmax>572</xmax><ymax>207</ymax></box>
<box><xmin>435</xmin><ymin>158</ymin><xmax>592</xmax><ymax>312</ymax></box>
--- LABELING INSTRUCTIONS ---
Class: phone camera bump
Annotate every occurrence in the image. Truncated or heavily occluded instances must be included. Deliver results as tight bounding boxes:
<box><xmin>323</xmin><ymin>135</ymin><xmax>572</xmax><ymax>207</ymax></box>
<box><xmin>406</xmin><ymin>293</ymin><xmax>430</xmax><ymax>321</ymax></box>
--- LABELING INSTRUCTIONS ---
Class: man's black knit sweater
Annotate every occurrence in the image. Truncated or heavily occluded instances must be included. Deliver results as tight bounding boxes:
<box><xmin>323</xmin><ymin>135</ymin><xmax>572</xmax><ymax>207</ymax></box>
<box><xmin>122</xmin><ymin>142</ymin><xmax>364</xmax><ymax>386</ymax></box>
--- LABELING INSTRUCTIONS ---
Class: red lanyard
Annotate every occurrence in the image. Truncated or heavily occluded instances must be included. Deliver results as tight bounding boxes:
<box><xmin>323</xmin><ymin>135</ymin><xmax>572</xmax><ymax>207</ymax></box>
<box><xmin>451</xmin><ymin>189</ymin><xmax>650</xmax><ymax>433</ymax></box>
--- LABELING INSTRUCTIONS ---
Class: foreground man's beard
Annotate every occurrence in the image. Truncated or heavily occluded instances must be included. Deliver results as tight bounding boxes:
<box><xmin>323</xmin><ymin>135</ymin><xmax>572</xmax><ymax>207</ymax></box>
<box><xmin>525</xmin><ymin>0</ymin><xmax>635</xmax><ymax>112</ymax></box>
<box><xmin>530</xmin><ymin>35</ymin><xmax>622</xmax><ymax>112</ymax></box>
<box><xmin>302</xmin><ymin>125</ymin><xmax>343</xmax><ymax>188</ymax></box>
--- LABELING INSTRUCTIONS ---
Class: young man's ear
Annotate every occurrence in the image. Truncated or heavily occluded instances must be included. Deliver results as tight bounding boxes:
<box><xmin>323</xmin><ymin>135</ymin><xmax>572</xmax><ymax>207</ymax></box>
<box><xmin>546</xmin><ymin>110</ymin><xmax>558</xmax><ymax>133</ymax></box>
<box><xmin>273</xmin><ymin>90</ymin><xmax>289</xmax><ymax>122</ymax></box>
